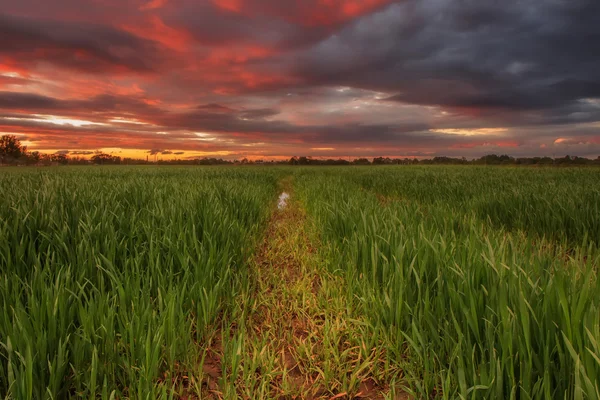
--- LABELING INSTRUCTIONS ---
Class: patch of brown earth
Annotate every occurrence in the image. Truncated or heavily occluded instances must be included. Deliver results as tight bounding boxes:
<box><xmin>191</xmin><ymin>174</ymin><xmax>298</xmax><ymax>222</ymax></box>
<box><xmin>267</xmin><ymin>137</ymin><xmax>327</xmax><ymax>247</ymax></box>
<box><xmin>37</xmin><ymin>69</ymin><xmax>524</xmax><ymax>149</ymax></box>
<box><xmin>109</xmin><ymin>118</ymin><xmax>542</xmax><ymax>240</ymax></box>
<box><xmin>202</xmin><ymin>334</ymin><xmax>223</xmax><ymax>396</ymax></box>
<box><xmin>199</xmin><ymin>177</ymin><xmax>407</xmax><ymax>399</ymax></box>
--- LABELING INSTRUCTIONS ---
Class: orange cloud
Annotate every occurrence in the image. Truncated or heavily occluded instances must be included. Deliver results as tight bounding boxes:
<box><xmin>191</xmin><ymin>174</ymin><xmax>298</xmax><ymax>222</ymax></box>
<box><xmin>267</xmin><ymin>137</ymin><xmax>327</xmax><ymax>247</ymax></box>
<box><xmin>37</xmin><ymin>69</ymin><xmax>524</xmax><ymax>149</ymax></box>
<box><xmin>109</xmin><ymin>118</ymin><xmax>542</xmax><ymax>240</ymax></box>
<box><xmin>0</xmin><ymin>63</ymin><xmax>31</xmax><ymax>78</ymax></box>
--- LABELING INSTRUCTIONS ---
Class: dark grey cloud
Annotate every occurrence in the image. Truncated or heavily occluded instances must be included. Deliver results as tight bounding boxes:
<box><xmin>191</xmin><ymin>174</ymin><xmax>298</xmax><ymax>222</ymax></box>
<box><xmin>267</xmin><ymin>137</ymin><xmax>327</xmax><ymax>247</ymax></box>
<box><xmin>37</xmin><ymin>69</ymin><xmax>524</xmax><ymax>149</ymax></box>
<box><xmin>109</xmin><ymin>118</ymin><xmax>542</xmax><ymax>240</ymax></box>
<box><xmin>0</xmin><ymin>91</ymin><xmax>161</xmax><ymax>118</ymax></box>
<box><xmin>293</xmin><ymin>0</ymin><xmax>600</xmax><ymax>122</ymax></box>
<box><xmin>157</xmin><ymin>105</ymin><xmax>288</xmax><ymax>133</ymax></box>
<box><xmin>145</xmin><ymin>149</ymin><xmax>182</xmax><ymax>156</ymax></box>
<box><xmin>0</xmin><ymin>91</ymin><xmax>436</xmax><ymax>146</ymax></box>
<box><xmin>0</xmin><ymin>14</ymin><xmax>161</xmax><ymax>73</ymax></box>
<box><xmin>0</xmin><ymin>92</ymin><xmax>63</xmax><ymax>109</ymax></box>
<box><xmin>197</xmin><ymin>103</ymin><xmax>235</xmax><ymax>112</ymax></box>
<box><xmin>239</xmin><ymin>108</ymin><xmax>280</xmax><ymax>119</ymax></box>
<box><xmin>169</xmin><ymin>4</ymin><xmax>311</xmax><ymax>48</ymax></box>
<box><xmin>166</xmin><ymin>0</ymin><xmax>377</xmax><ymax>52</ymax></box>
<box><xmin>1</xmin><ymin>88</ymin><xmax>598</xmax><ymax>159</ymax></box>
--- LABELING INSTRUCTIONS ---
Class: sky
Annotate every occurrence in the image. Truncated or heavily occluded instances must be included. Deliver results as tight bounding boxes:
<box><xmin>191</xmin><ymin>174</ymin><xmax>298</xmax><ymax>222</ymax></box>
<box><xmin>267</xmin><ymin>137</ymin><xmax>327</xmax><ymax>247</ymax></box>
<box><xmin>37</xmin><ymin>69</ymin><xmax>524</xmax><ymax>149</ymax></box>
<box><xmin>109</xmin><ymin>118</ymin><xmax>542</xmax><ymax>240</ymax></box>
<box><xmin>1</xmin><ymin>0</ymin><xmax>599</xmax><ymax>160</ymax></box>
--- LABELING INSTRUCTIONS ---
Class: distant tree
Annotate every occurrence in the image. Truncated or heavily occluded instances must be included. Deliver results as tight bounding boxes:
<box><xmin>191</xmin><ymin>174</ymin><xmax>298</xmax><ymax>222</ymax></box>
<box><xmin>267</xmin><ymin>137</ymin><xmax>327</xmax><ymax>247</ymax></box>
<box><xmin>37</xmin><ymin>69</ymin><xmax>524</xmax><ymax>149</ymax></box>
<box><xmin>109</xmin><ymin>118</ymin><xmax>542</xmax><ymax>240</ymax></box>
<box><xmin>0</xmin><ymin>134</ymin><xmax>26</xmax><ymax>164</ymax></box>
<box><xmin>397</xmin><ymin>158</ymin><xmax>418</xmax><ymax>165</ymax></box>
<box><xmin>25</xmin><ymin>151</ymin><xmax>41</xmax><ymax>165</ymax></box>
<box><xmin>352</xmin><ymin>158</ymin><xmax>371</xmax><ymax>165</ymax></box>
<box><xmin>373</xmin><ymin>157</ymin><xmax>393</xmax><ymax>165</ymax></box>
<box><xmin>321</xmin><ymin>158</ymin><xmax>350</xmax><ymax>165</ymax></box>
<box><xmin>39</xmin><ymin>154</ymin><xmax>52</xmax><ymax>166</ymax></box>
<box><xmin>69</xmin><ymin>156</ymin><xmax>90</xmax><ymax>165</ymax></box>
<box><xmin>91</xmin><ymin>153</ymin><xmax>121</xmax><ymax>165</ymax></box>
<box><xmin>51</xmin><ymin>154</ymin><xmax>69</xmax><ymax>165</ymax></box>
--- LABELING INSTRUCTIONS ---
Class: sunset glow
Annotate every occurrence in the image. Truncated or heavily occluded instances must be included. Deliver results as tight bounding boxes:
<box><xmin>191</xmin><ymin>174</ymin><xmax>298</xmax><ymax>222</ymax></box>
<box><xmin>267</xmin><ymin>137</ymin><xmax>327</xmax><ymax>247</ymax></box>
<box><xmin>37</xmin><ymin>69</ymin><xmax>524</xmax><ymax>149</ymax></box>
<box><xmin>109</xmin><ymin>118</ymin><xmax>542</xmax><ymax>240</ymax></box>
<box><xmin>1</xmin><ymin>0</ymin><xmax>599</xmax><ymax>159</ymax></box>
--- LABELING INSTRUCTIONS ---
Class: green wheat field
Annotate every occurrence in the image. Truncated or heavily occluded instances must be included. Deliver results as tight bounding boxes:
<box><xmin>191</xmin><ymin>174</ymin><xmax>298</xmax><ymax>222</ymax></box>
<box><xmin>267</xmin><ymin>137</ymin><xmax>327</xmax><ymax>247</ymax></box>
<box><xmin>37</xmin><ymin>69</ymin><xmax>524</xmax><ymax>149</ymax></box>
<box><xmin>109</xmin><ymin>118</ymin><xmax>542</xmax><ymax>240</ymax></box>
<box><xmin>1</xmin><ymin>166</ymin><xmax>599</xmax><ymax>399</ymax></box>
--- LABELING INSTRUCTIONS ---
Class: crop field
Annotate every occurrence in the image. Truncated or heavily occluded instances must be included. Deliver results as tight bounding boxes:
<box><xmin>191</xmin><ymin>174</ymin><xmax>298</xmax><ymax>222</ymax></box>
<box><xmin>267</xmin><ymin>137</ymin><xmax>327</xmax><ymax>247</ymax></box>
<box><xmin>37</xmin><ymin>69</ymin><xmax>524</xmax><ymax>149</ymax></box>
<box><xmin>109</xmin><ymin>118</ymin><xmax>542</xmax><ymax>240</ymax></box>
<box><xmin>1</xmin><ymin>166</ymin><xmax>599</xmax><ymax>399</ymax></box>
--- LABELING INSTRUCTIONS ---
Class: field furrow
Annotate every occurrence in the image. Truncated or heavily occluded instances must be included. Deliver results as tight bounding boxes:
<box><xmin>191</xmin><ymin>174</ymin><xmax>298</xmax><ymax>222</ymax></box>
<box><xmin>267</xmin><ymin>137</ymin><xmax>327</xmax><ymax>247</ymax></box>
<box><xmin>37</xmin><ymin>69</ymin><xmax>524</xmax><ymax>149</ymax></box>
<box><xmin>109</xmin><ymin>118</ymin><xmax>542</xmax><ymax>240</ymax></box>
<box><xmin>214</xmin><ymin>177</ymin><xmax>403</xmax><ymax>399</ymax></box>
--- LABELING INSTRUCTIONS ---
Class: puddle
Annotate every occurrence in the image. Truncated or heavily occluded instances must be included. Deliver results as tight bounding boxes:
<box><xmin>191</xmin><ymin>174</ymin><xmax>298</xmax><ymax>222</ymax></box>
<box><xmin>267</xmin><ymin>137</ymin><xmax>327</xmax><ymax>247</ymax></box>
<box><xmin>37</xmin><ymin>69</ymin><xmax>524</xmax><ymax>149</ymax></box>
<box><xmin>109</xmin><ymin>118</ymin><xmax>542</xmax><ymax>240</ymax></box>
<box><xmin>278</xmin><ymin>192</ymin><xmax>290</xmax><ymax>210</ymax></box>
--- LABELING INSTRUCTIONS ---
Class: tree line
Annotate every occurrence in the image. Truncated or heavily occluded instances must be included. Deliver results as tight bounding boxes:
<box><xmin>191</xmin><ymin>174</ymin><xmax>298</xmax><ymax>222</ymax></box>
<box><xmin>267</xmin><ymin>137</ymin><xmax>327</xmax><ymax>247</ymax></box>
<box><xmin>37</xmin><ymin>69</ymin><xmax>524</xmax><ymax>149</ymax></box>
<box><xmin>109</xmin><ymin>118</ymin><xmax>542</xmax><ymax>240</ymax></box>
<box><xmin>2</xmin><ymin>135</ymin><xmax>600</xmax><ymax>166</ymax></box>
<box><xmin>287</xmin><ymin>155</ymin><xmax>600</xmax><ymax>166</ymax></box>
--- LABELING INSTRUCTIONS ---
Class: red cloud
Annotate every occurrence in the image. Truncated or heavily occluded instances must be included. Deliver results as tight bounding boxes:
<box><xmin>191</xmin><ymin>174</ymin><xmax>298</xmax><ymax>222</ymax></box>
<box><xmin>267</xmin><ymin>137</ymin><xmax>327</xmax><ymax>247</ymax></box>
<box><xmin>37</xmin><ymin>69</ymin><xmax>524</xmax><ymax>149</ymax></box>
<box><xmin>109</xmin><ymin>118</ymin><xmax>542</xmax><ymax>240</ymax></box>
<box><xmin>140</xmin><ymin>0</ymin><xmax>169</xmax><ymax>10</ymax></box>
<box><xmin>308</xmin><ymin>0</ymin><xmax>394</xmax><ymax>25</ymax></box>
<box><xmin>212</xmin><ymin>0</ymin><xmax>243</xmax><ymax>12</ymax></box>
<box><xmin>212</xmin><ymin>0</ymin><xmax>394</xmax><ymax>26</ymax></box>
<box><xmin>120</xmin><ymin>16</ymin><xmax>192</xmax><ymax>51</ymax></box>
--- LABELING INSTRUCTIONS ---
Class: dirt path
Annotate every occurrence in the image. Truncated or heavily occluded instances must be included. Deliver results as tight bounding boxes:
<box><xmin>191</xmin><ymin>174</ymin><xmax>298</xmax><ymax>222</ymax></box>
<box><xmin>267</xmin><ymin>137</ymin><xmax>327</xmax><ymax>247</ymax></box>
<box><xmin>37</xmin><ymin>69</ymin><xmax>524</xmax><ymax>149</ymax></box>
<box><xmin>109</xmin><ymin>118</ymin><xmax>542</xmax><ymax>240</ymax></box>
<box><xmin>205</xmin><ymin>177</ymin><xmax>403</xmax><ymax>399</ymax></box>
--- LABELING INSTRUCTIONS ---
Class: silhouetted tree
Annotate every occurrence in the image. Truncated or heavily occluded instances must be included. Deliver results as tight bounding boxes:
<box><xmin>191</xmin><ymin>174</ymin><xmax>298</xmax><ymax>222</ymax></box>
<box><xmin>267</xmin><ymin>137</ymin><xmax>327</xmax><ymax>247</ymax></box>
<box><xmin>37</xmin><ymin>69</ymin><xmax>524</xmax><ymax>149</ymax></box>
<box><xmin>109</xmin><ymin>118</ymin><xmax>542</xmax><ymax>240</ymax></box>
<box><xmin>25</xmin><ymin>151</ymin><xmax>41</xmax><ymax>165</ymax></box>
<box><xmin>91</xmin><ymin>153</ymin><xmax>121</xmax><ymax>165</ymax></box>
<box><xmin>51</xmin><ymin>154</ymin><xmax>69</xmax><ymax>165</ymax></box>
<box><xmin>68</xmin><ymin>156</ymin><xmax>90</xmax><ymax>165</ymax></box>
<box><xmin>373</xmin><ymin>157</ymin><xmax>393</xmax><ymax>165</ymax></box>
<box><xmin>0</xmin><ymin>135</ymin><xmax>26</xmax><ymax>165</ymax></box>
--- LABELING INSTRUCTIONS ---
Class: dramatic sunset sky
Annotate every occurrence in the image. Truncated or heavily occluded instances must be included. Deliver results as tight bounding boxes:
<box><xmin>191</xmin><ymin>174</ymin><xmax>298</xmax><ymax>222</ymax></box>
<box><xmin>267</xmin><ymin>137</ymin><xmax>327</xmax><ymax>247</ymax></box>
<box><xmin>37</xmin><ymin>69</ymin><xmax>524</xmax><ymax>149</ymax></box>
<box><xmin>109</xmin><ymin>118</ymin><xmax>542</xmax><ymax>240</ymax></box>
<box><xmin>1</xmin><ymin>0</ymin><xmax>599</xmax><ymax>160</ymax></box>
